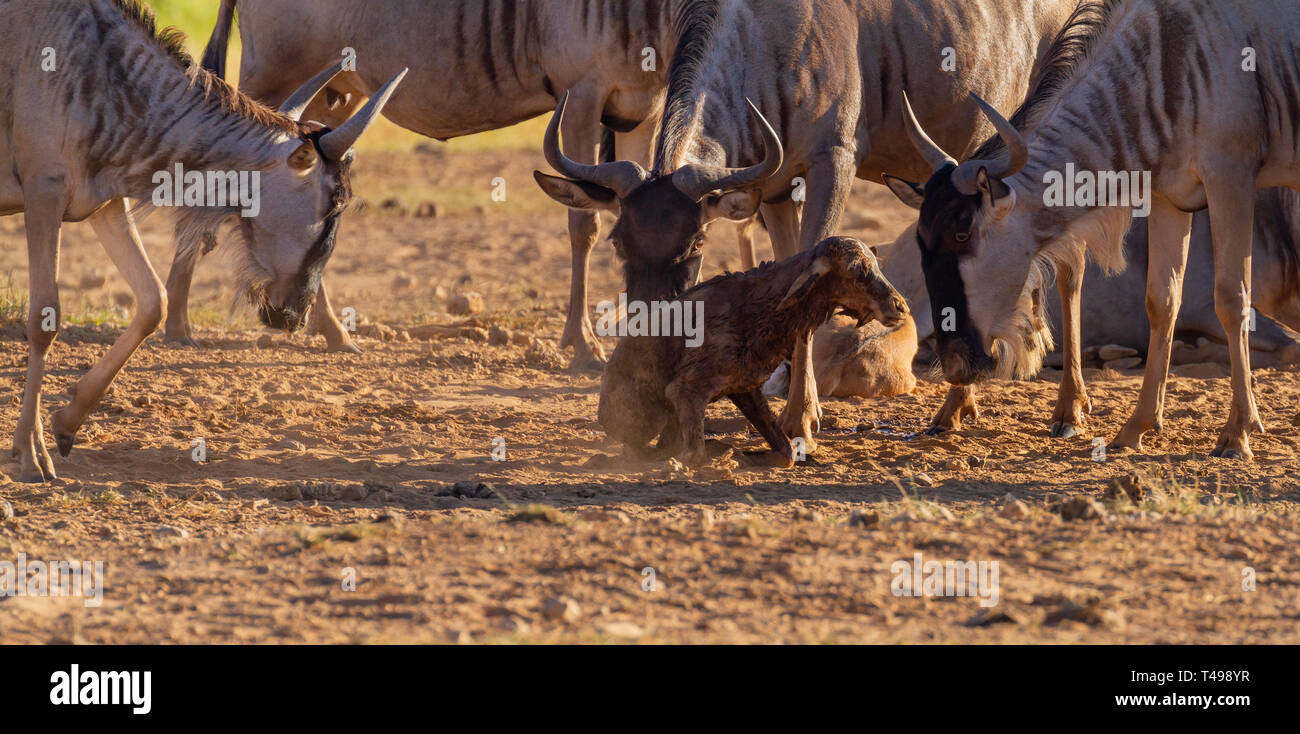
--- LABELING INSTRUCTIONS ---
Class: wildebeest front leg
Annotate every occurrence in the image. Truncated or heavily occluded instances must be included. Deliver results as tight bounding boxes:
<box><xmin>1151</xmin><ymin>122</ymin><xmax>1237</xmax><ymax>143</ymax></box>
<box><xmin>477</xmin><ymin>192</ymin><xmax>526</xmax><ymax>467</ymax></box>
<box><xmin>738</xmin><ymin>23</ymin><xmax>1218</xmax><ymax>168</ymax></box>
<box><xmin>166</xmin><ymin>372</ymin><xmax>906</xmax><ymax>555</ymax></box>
<box><xmin>1050</xmin><ymin>251</ymin><xmax>1091</xmax><ymax>438</ymax></box>
<box><xmin>777</xmin><ymin>146</ymin><xmax>857</xmax><ymax>451</ymax></box>
<box><xmin>557</xmin><ymin>86</ymin><xmax>608</xmax><ymax>370</ymax></box>
<box><xmin>764</xmin><ymin>200</ymin><xmax>822</xmax><ymax>449</ymax></box>
<box><xmin>1110</xmin><ymin>197</ymin><xmax>1192</xmax><ymax>453</ymax></box>
<box><xmin>50</xmin><ymin>200</ymin><xmax>166</xmax><ymax>458</ymax></box>
<box><xmin>163</xmin><ymin>234</ymin><xmax>207</xmax><ymax>347</ymax></box>
<box><xmin>311</xmin><ymin>281</ymin><xmax>360</xmax><ymax>353</ymax></box>
<box><xmin>13</xmin><ymin>180</ymin><xmax>65</xmax><ymax>482</ymax></box>
<box><xmin>1204</xmin><ymin>180</ymin><xmax>1265</xmax><ymax>459</ymax></box>
<box><xmin>730</xmin><ymin>390</ymin><xmax>795</xmax><ymax>469</ymax></box>
<box><xmin>737</xmin><ymin>216</ymin><xmax>761</xmax><ymax>271</ymax></box>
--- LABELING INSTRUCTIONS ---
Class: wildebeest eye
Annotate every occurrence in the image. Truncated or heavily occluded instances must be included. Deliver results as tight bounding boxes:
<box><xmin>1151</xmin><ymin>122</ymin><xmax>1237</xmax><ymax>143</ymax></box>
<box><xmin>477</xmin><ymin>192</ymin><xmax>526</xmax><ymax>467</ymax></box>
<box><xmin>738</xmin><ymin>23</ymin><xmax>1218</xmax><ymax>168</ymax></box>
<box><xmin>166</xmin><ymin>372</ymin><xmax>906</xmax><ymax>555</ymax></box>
<box><xmin>955</xmin><ymin>231</ymin><xmax>970</xmax><ymax>243</ymax></box>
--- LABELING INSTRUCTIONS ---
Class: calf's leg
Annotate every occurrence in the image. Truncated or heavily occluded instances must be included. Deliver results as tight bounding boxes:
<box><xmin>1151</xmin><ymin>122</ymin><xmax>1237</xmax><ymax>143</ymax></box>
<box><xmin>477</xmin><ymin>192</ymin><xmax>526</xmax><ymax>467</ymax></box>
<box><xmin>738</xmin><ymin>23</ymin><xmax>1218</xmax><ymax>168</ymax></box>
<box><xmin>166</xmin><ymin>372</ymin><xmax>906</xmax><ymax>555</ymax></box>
<box><xmin>730</xmin><ymin>390</ymin><xmax>795</xmax><ymax>469</ymax></box>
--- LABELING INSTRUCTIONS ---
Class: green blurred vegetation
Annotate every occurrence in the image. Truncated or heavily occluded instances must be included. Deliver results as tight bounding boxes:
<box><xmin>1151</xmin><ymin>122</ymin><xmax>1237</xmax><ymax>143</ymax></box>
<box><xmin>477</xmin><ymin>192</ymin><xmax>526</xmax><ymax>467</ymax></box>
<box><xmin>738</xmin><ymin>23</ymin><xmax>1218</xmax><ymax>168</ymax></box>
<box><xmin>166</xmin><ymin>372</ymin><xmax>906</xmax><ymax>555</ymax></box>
<box><xmin>144</xmin><ymin>0</ymin><xmax>545</xmax><ymax>154</ymax></box>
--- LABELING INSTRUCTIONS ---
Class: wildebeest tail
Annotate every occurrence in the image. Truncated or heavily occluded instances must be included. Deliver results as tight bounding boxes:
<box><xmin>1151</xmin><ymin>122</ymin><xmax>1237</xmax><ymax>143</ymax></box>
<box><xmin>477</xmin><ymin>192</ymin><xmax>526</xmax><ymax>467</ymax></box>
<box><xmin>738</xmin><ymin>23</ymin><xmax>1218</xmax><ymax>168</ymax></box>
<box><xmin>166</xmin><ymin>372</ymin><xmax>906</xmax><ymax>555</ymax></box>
<box><xmin>201</xmin><ymin>0</ymin><xmax>237</xmax><ymax>76</ymax></box>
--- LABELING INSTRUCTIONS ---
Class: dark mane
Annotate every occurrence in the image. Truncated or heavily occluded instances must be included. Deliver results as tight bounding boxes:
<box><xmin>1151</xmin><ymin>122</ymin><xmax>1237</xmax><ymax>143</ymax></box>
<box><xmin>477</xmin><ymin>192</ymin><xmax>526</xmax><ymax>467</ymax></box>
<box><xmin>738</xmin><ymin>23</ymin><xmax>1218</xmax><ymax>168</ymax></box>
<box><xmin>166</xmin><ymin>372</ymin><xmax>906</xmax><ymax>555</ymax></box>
<box><xmin>972</xmin><ymin>0</ymin><xmax>1126</xmax><ymax>160</ymax></box>
<box><xmin>652</xmin><ymin>0</ymin><xmax>722</xmax><ymax>175</ymax></box>
<box><xmin>107</xmin><ymin>0</ymin><xmax>298</xmax><ymax>135</ymax></box>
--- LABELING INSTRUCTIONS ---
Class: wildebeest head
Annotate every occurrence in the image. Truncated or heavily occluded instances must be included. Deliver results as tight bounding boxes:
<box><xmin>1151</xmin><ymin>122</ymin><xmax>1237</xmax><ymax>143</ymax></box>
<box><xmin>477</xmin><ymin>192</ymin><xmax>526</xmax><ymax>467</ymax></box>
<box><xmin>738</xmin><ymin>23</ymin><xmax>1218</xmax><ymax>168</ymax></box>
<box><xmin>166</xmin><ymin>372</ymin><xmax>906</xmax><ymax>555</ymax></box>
<box><xmin>534</xmin><ymin>92</ymin><xmax>783</xmax><ymax>303</ymax></box>
<box><xmin>882</xmin><ymin>92</ymin><xmax>1049</xmax><ymax>385</ymax></box>
<box><xmin>236</xmin><ymin>62</ymin><xmax>407</xmax><ymax>331</ymax></box>
<box><xmin>778</xmin><ymin>237</ymin><xmax>910</xmax><ymax>330</ymax></box>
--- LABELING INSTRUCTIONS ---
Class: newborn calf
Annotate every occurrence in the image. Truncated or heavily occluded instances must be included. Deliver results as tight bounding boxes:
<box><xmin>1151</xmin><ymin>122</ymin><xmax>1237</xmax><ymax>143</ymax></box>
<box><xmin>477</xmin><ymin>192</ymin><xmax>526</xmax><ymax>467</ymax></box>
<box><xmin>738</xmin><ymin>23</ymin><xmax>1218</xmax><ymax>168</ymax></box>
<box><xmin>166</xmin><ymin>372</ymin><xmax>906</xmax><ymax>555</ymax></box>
<box><xmin>599</xmin><ymin>237</ymin><xmax>909</xmax><ymax>468</ymax></box>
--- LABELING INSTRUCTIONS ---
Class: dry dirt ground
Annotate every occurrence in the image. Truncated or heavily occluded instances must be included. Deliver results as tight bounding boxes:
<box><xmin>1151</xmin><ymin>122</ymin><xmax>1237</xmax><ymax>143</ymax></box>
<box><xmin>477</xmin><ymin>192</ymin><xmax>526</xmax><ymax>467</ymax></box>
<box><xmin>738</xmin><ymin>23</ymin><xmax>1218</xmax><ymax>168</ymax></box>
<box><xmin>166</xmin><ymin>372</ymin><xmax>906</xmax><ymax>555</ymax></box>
<box><xmin>1</xmin><ymin>147</ymin><xmax>1298</xmax><ymax>644</ymax></box>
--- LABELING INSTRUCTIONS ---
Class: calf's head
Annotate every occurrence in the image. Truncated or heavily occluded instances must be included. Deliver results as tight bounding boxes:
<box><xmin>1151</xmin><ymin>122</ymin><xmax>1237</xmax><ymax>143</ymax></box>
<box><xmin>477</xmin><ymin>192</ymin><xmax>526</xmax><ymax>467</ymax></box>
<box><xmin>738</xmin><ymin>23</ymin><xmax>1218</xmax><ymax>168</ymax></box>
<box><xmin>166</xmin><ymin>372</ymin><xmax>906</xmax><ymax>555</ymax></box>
<box><xmin>778</xmin><ymin>237</ymin><xmax>910</xmax><ymax>330</ymax></box>
<box><xmin>882</xmin><ymin>92</ymin><xmax>1049</xmax><ymax>385</ymax></box>
<box><xmin>232</xmin><ymin>62</ymin><xmax>407</xmax><ymax>331</ymax></box>
<box><xmin>534</xmin><ymin>92</ymin><xmax>783</xmax><ymax>303</ymax></box>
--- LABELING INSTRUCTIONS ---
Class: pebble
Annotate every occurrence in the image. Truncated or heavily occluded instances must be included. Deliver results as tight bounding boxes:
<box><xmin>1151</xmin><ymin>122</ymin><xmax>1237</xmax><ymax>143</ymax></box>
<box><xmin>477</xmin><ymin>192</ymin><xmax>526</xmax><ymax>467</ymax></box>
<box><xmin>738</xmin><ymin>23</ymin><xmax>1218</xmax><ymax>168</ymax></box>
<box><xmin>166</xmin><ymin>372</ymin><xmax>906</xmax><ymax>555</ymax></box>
<box><xmin>153</xmin><ymin>524</ymin><xmax>189</xmax><ymax>539</ymax></box>
<box><xmin>448</xmin><ymin>292</ymin><xmax>485</xmax><ymax>315</ymax></box>
<box><xmin>999</xmin><ymin>497</ymin><xmax>1030</xmax><ymax>520</ymax></box>
<box><xmin>913</xmin><ymin>472</ymin><xmax>935</xmax><ymax>487</ymax></box>
<box><xmin>541</xmin><ymin>596</ymin><xmax>581</xmax><ymax>622</ymax></box>
<box><xmin>1</xmin><ymin>500</ymin><xmax>14</xmax><ymax>520</ymax></box>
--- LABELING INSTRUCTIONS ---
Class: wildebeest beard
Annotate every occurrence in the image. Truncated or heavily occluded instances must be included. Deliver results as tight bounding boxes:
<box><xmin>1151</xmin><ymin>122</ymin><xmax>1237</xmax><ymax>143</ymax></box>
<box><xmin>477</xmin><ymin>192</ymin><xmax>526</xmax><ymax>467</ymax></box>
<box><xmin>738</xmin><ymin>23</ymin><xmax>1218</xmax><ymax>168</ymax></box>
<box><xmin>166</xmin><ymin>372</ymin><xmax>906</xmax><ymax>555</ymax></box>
<box><xmin>254</xmin><ymin>132</ymin><xmax>353</xmax><ymax>331</ymax></box>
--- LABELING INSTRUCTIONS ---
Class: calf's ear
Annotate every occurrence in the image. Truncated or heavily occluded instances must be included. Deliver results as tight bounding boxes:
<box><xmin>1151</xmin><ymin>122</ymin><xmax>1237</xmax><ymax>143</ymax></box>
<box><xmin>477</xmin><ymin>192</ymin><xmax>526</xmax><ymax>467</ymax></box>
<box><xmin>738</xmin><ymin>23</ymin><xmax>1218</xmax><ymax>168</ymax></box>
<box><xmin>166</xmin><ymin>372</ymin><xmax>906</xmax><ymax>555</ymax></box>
<box><xmin>533</xmin><ymin>171</ymin><xmax>620</xmax><ymax>213</ymax></box>
<box><xmin>776</xmin><ymin>257</ymin><xmax>833</xmax><ymax>310</ymax></box>
<box><xmin>703</xmin><ymin>189</ymin><xmax>762</xmax><ymax>222</ymax></box>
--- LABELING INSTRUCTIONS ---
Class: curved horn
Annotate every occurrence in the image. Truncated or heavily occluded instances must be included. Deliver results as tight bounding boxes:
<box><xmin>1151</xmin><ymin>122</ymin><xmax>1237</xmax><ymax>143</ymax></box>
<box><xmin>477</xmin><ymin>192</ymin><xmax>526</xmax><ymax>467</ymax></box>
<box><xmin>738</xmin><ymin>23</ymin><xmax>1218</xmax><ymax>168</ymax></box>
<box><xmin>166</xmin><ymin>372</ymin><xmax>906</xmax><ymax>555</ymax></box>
<box><xmin>542</xmin><ymin>91</ymin><xmax>648</xmax><ymax>198</ymax></box>
<box><xmin>950</xmin><ymin>92</ymin><xmax>1029</xmax><ymax>195</ymax></box>
<box><xmin>317</xmin><ymin>68</ymin><xmax>409</xmax><ymax>160</ymax></box>
<box><xmin>672</xmin><ymin>99</ymin><xmax>784</xmax><ymax>201</ymax></box>
<box><xmin>279</xmin><ymin>60</ymin><xmax>347</xmax><ymax>122</ymax></box>
<box><xmin>900</xmin><ymin>90</ymin><xmax>955</xmax><ymax>171</ymax></box>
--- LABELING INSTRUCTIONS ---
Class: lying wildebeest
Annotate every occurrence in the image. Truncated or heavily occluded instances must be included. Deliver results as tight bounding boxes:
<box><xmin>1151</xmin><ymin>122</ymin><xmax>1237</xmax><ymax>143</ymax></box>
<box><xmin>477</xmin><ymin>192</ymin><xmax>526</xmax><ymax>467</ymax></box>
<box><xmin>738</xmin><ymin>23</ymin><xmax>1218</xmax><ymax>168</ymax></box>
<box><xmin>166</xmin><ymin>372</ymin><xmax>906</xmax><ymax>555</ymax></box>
<box><xmin>0</xmin><ymin>0</ymin><xmax>401</xmax><ymax>482</ymax></box>
<box><xmin>897</xmin><ymin>0</ymin><xmax>1300</xmax><ymax>459</ymax></box>
<box><xmin>599</xmin><ymin>237</ymin><xmax>908</xmax><ymax>468</ymax></box>
<box><xmin>538</xmin><ymin>0</ymin><xmax>1081</xmax><ymax>452</ymax></box>
<box><xmin>174</xmin><ymin>0</ymin><xmax>754</xmax><ymax>362</ymax></box>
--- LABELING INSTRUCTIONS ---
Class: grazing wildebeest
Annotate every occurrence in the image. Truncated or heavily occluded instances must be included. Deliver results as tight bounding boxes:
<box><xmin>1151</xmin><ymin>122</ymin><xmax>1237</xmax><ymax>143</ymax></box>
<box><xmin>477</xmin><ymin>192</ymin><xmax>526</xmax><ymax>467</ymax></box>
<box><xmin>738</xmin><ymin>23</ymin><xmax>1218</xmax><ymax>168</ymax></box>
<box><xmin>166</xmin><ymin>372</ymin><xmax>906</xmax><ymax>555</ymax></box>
<box><xmin>882</xmin><ymin>188</ymin><xmax>1300</xmax><ymax>373</ymax></box>
<box><xmin>0</xmin><ymin>0</ymin><xmax>401</xmax><ymax>482</ymax></box>
<box><xmin>600</xmin><ymin>237</ymin><xmax>908</xmax><ymax>468</ymax></box>
<box><xmin>537</xmin><ymin>0</ymin><xmax>1080</xmax><ymax>452</ymax></box>
<box><xmin>173</xmin><ymin>0</ymin><xmax>751</xmax><ymax>362</ymax></box>
<box><xmin>899</xmin><ymin>0</ymin><xmax>1300</xmax><ymax>459</ymax></box>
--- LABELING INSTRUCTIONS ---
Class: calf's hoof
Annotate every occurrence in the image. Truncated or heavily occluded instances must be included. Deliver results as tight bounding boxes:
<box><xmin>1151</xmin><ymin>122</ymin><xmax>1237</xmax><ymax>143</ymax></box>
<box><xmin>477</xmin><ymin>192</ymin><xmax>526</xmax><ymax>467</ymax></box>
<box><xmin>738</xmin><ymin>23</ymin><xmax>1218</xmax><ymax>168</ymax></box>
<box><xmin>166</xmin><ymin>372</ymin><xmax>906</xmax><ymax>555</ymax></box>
<box><xmin>740</xmin><ymin>451</ymin><xmax>795</xmax><ymax>469</ymax></box>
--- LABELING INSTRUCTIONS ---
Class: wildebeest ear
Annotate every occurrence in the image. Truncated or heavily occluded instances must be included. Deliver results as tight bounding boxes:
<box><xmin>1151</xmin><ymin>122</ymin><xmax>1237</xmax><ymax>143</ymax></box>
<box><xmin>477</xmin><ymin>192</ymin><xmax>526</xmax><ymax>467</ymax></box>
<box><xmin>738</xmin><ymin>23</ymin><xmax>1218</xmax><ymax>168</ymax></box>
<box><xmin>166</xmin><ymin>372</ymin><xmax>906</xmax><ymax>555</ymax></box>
<box><xmin>976</xmin><ymin>168</ymin><xmax>1016</xmax><ymax>220</ymax></box>
<box><xmin>533</xmin><ymin>171</ymin><xmax>620</xmax><ymax>213</ymax></box>
<box><xmin>883</xmin><ymin>174</ymin><xmax>925</xmax><ymax>210</ymax></box>
<box><xmin>703</xmin><ymin>189</ymin><xmax>762</xmax><ymax>222</ymax></box>
<box><xmin>776</xmin><ymin>257</ymin><xmax>833</xmax><ymax>310</ymax></box>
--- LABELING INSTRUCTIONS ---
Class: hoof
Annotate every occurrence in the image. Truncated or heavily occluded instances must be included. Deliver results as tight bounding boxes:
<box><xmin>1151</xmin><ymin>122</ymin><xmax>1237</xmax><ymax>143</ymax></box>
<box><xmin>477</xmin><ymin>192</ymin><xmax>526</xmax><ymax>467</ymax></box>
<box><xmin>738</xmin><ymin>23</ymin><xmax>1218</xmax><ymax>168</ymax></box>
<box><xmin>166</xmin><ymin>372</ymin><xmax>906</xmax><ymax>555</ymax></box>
<box><xmin>326</xmin><ymin>341</ymin><xmax>363</xmax><ymax>355</ymax></box>
<box><xmin>55</xmin><ymin>432</ymin><xmax>75</xmax><ymax>458</ymax></box>
<box><xmin>568</xmin><ymin>352</ymin><xmax>607</xmax><ymax>373</ymax></box>
<box><xmin>1049</xmin><ymin>422</ymin><xmax>1077</xmax><ymax>439</ymax></box>
<box><xmin>924</xmin><ymin>424</ymin><xmax>949</xmax><ymax>436</ymax></box>
<box><xmin>18</xmin><ymin>471</ymin><xmax>50</xmax><ymax>484</ymax></box>
<box><xmin>164</xmin><ymin>333</ymin><xmax>203</xmax><ymax>348</ymax></box>
<box><xmin>1210</xmin><ymin>447</ymin><xmax>1250</xmax><ymax>460</ymax></box>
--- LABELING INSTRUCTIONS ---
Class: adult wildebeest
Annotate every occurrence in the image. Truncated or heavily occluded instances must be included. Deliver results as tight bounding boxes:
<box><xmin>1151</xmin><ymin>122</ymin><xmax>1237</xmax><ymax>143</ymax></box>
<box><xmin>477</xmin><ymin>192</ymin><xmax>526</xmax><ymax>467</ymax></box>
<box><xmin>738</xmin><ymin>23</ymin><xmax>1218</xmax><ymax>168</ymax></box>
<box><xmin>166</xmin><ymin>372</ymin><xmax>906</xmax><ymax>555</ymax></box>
<box><xmin>172</xmin><ymin>0</ymin><xmax>741</xmax><ymax>362</ymax></box>
<box><xmin>0</xmin><ymin>0</ymin><xmax>401</xmax><ymax>482</ymax></box>
<box><xmin>898</xmin><ymin>0</ymin><xmax>1300</xmax><ymax>459</ymax></box>
<box><xmin>536</xmin><ymin>0</ymin><xmax>1079</xmax><ymax>452</ymax></box>
<box><xmin>882</xmin><ymin>188</ymin><xmax>1300</xmax><ymax>371</ymax></box>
